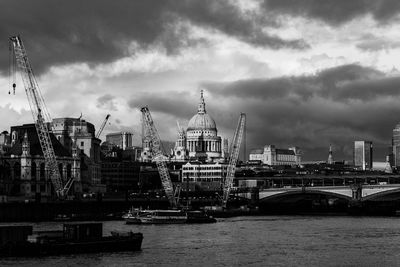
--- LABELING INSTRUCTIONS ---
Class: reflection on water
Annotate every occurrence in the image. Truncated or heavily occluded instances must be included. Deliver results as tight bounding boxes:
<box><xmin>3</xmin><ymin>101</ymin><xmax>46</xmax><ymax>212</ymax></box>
<box><xmin>1</xmin><ymin>216</ymin><xmax>400</xmax><ymax>266</ymax></box>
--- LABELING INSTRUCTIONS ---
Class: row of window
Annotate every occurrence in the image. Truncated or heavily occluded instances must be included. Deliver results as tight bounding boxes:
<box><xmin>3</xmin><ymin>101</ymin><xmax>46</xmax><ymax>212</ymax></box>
<box><xmin>183</xmin><ymin>166</ymin><xmax>224</xmax><ymax>170</ymax></box>
<box><xmin>277</xmin><ymin>154</ymin><xmax>296</xmax><ymax>161</ymax></box>
<box><xmin>183</xmin><ymin>172</ymin><xmax>225</xmax><ymax>177</ymax></box>
<box><xmin>183</xmin><ymin>178</ymin><xmax>221</xmax><ymax>182</ymax></box>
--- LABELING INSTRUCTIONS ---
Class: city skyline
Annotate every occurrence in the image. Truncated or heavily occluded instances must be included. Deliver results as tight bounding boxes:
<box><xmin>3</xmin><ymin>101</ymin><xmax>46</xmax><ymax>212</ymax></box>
<box><xmin>2</xmin><ymin>1</ymin><xmax>400</xmax><ymax>161</ymax></box>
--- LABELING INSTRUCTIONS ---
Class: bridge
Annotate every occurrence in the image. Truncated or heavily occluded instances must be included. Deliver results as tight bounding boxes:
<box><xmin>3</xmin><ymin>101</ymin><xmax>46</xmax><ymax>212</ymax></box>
<box><xmin>250</xmin><ymin>184</ymin><xmax>400</xmax><ymax>202</ymax></box>
<box><xmin>236</xmin><ymin>175</ymin><xmax>400</xmax><ymax>202</ymax></box>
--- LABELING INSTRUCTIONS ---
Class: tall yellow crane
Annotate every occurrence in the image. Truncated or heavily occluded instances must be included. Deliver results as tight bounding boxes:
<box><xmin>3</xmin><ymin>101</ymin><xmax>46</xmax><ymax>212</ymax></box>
<box><xmin>9</xmin><ymin>35</ymin><xmax>74</xmax><ymax>198</ymax></box>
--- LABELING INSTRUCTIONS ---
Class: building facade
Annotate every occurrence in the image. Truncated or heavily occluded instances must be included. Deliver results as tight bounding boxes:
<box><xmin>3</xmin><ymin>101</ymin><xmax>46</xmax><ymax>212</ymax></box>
<box><xmin>0</xmin><ymin>131</ymin><xmax>11</xmax><ymax>155</ymax></box>
<box><xmin>393</xmin><ymin>123</ymin><xmax>400</xmax><ymax>168</ymax></box>
<box><xmin>101</xmin><ymin>158</ymin><xmax>140</xmax><ymax>192</ymax></box>
<box><xmin>1</xmin><ymin>124</ymin><xmax>80</xmax><ymax>199</ymax></box>
<box><xmin>51</xmin><ymin>117</ymin><xmax>101</xmax><ymax>188</ymax></box>
<box><xmin>249</xmin><ymin>145</ymin><xmax>301</xmax><ymax>166</ymax></box>
<box><xmin>354</xmin><ymin>141</ymin><xmax>373</xmax><ymax>170</ymax></box>
<box><xmin>181</xmin><ymin>161</ymin><xmax>228</xmax><ymax>191</ymax></box>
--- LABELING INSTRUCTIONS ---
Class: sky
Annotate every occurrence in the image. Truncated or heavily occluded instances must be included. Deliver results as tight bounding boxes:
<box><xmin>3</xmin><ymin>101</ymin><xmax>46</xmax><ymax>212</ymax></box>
<box><xmin>1</xmin><ymin>0</ymin><xmax>400</xmax><ymax>161</ymax></box>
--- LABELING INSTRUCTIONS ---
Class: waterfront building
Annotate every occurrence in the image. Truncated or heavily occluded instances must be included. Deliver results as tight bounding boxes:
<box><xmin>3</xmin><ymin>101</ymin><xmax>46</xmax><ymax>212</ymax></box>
<box><xmin>51</xmin><ymin>117</ymin><xmax>102</xmax><ymax>191</ymax></box>
<box><xmin>101</xmin><ymin>157</ymin><xmax>140</xmax><ymax>192</ymax></box>
<box><xmin>0</xmin><ymin>124</ymin><xmax>81</xmax><ymax>199</ymax></box>
<box><xmin>354</xmin><ymin>141</ymin><xmax>373</xmax><ymax>170</ymax></box>
<box><xmin>249</xmin><ymin>145</ymin><xmax>301</xmax><ymax>166</ymax></box>
<box><xmin>181</xmin><ymin>161</ymin><xmax>228</xmax><ymax>191</ymax></box>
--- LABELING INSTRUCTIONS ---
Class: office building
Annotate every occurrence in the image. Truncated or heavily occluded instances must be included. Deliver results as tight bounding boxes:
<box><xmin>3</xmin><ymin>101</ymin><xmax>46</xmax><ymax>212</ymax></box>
<box><xmin>354</xmin><ymin>141</ymin><xmax>373</xmax><ymax>170</ymax></box>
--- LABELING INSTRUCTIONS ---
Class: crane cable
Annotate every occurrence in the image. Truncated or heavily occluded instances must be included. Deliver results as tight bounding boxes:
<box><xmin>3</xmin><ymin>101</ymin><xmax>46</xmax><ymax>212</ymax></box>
<box><xmin>8</xmin><ymin>41</ymin><xmax>16</xmax><ymax>95</ymax></box>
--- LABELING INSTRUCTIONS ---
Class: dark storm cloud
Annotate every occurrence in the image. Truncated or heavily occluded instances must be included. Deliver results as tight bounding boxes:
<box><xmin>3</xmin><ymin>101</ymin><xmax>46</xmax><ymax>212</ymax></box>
<box><xmin>199</xmin><ymin>64</ymin><xmax>400</xmax><ymax>160</ymax></box>
<box><xmin>0</xmin><ymin>0</ymin><xmax>307</xmax><ymax>75</ymax></box>
<box><xmin>127</xmin><ymin>91</ymin><xmax>195</xmax><ymax>120</ymax></box>
<box><xmin>204</xmin><ymin>64</ymin><xmax>385</xmax><ymax>102</ymax></box>
<box><xmin>125</xmin><ymin>64</ymin><xmax>400</xmax><ymax>161</ymax></box>
<box><xmin>262</xmin><ymin>0</ymin><xmax>400</xmax><ymax>25</ymax></box>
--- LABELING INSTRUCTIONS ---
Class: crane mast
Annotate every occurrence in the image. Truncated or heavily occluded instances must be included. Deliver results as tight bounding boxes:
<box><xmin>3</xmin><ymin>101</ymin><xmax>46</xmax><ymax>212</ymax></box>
<box><xmin>9</xmin><ymin>35</ymin><xmax>72</xmax><ymax>198</ymax></box>
<box><xmin>140</xmin><ymin>106</ymin><xmax>177</xmax><ymax>208</ymax></box>
<box><xmin>222</xmin><ymin>113</ymin><xmax>246</xmax><ymax>208</ymax></box>
<box><xmin>96</xmin><ymin>114</ymin><xmax>111</xmax><ymax>138</ymax></box>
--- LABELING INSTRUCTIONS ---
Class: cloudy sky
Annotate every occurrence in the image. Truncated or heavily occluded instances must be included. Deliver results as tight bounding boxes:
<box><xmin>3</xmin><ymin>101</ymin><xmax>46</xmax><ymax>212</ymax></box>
<box><xmin>2</xmin><ymin>0</ymin><xmax>400</xmax><ymax>161</ymax></box>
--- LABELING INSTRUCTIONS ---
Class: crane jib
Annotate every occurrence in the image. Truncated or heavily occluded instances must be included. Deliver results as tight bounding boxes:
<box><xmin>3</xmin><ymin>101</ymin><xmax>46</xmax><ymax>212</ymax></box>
<box><xmin>141</xmin><ymin>106</ymin><xmax>177</xmax><ymax>208</ymax></box>
<box><xmin>9</xmin><ymin>35</ymin><xmax>74</xmax><ymax>199</ymax></box>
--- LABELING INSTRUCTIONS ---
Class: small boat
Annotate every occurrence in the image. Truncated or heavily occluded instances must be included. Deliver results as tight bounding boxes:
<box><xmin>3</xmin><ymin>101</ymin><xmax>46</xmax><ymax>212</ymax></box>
<box><xmin>124</xmin><ymin>209</ymin><xmax>149</xmax><ymax>224</ymax></box>
<box><xmin>0</xmin><ymin>223</ymin><xmax>143</xmax><ymax>257</ymax></box>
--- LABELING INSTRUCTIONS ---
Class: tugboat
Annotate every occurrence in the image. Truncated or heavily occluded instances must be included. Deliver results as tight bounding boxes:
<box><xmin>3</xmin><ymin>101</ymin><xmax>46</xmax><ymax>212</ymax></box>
<box><xmin>0</xmin><ymin>223</ymin><xmax>143</xmax><ymax>257</ymax></box>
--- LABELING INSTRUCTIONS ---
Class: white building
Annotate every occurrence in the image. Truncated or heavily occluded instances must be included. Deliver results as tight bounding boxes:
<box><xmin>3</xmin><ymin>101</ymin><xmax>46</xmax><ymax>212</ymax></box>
<box><xmin>182</xmin><ymin>161</ymin><xmax>228</xmax><ymax>191</ymax></box>
<box><xmin>249</xmin><ymin>145</ymin><xmax>301</xmax><ymax>166</ymax></box>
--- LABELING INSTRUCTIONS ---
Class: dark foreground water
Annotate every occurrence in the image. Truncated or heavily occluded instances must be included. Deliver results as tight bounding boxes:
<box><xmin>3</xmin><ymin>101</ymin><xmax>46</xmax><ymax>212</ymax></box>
<box><xmin>1</xmin><ymin>216</ymin><xmax>400</xmax><ymax>266</ymax></box>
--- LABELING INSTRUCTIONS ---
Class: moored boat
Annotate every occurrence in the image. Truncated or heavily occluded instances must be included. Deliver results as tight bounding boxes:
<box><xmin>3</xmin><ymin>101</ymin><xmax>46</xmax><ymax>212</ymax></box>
<box><xmin>123</xmin><ymin>208</ymin><xmax>216</xmax><ymax>224</ymax></box>
<box><xmin>0</xmin><ymin>223</ymin><xmax>143</xmax><ymax>257</ymax></box>
<box><xmin>139</xmin><ymin>210</ymin><xmax>187</xmax><ymax>224</ymax></box>
<box><xmin>124</xmin><ymin>209</ymin><xmax>149</xmax><ymax>224</ymax></box>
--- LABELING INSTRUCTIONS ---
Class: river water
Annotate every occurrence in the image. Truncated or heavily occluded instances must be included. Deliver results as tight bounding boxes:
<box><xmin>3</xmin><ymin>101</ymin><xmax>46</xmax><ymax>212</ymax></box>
<box><xmin>1</xmin><ymin>216</ymin><xmax>400</xmax><ymax>266</ymax></box>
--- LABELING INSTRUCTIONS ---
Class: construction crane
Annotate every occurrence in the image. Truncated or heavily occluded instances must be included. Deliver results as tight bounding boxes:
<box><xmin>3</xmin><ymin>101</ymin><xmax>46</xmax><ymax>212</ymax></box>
<box><xmin>9</xmin><ymin>35</ymin><xmax>73</xmax><ymax>198</ymax></box>
<box><xmin>222</xmin><ymin>113</ymin><xmax>246</xmax><ymax>208</ymax></box>
<box><xmin>140</xmin><ymin>106</ymin><xmax>177</xmax><ymax>208</ymax></box>
<box><xmin>96</xmin><ymin>114</ymin><xmax>111</xmax><ymax>138</ymax></box>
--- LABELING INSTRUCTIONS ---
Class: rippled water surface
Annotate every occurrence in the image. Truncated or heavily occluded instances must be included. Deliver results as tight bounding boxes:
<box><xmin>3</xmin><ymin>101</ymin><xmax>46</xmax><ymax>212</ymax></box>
<box><xmin>2</xmin><ymin>216</ymin><xmax>400</xmax><ymax>266</ymax></box>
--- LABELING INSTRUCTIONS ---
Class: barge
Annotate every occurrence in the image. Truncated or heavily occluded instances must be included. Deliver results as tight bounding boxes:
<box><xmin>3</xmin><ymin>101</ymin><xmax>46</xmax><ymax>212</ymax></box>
<box><xmin>0</xmin><ymin>223</ymin><xmax>143</xmax><ymax>257</ymax></box>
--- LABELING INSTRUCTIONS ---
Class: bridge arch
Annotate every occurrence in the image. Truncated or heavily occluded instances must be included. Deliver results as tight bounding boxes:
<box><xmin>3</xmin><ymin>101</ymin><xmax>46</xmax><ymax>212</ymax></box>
<box><xmin>362</xmin><ymin>188</ymin><xmax>400</xmax><ymax>201</ymax></box>
<box><xmin>259</xmin><ymin>189</ymin><xmax>352</xmax><ymax>202</ymax></box>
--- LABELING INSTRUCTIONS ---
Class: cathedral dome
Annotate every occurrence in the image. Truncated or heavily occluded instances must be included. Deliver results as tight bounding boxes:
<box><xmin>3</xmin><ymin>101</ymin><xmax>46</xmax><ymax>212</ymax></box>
<box><xmin>187</xmin><ymin>113</ymin><xmax>216</xmax><ymax>131</ymax></box>
<box><xmin>187</xmin><ymin>90</ymin><xmax>217</xmax><ymax>131</ymax></box>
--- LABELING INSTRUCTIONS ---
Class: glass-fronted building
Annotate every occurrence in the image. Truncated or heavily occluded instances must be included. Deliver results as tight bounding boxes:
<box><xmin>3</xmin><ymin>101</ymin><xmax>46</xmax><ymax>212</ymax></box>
<box><xmin>354</xmin><ymin>141</ymin><xmax>373</xmax><ymax>170</ymax></box>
